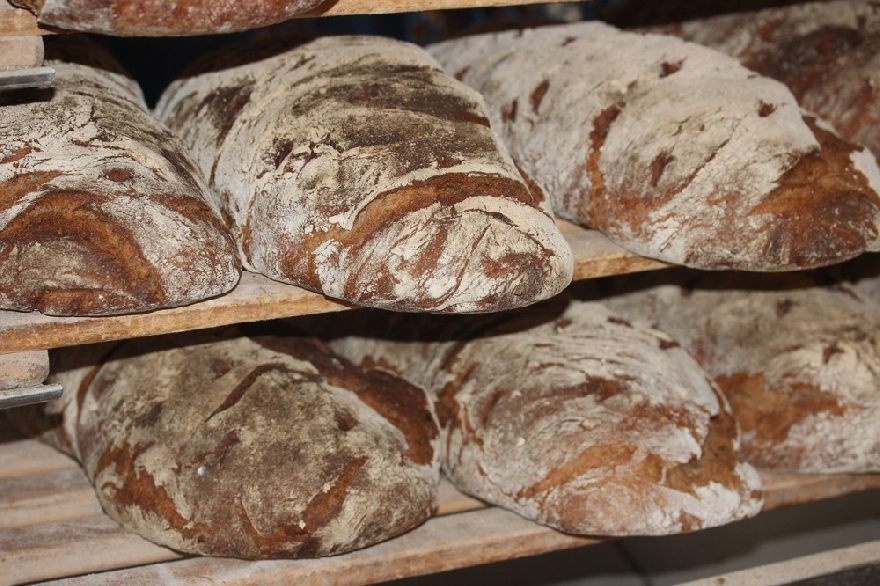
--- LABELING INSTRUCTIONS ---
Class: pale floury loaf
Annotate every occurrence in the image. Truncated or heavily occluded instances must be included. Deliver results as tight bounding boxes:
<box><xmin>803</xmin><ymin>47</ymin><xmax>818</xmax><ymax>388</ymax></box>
<box><xmin>308</xmin><ymin>301</ymin><xmax>762</xmax><ymax>536</ymax></box>
<box><xmin>604</xmin><ymin>274</ymin><xmax>880</xmax><ymax>473</ymax></box>
<box><xmin>659</xmin><ymin>0</ymin><xmax>880</xmax><ymax>157</ymax></box>
<box><xmin>430</xmin><ymin>22</ymin><xmax>880</xmax><ymax>270</ymax></box>
<box><xmin>8</xmin><ymin>330</ymin><xmax>441</xmax><ymax>559</ymax></box>
<box><xmin>12</xmin><ymin>0</ymin><xmax>327</xmax><ymax>36</ymax></box>
<box><xmin>157</xmin><ymin>36</ymin><xmax>573</xmax><ymax>314</ymax></box>
<box><xmin>0</xmin><ymin>39</ymin><xmax>240</xmax><ymax>316</ymax></box>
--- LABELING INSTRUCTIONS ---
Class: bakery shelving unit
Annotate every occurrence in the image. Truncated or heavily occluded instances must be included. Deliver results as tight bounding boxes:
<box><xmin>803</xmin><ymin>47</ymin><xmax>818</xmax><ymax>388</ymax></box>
<box><xmin>1</xmin><ymin>0</ymin><xmax>880</xmax><ymax>584</ymax></box>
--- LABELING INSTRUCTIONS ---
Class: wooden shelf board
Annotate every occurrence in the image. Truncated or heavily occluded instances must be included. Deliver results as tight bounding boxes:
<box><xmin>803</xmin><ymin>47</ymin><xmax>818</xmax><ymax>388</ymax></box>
<box><xmin>0</xmin><ymin>221</ymin><xmax>667</xmax><ymax>354</ymax></box>
<box><xmin>304</xmin><ymin>0</ymin><xmax>585</xmax><ymax>17</ymax></box>
<box><xmin>1</xmin><ymin>436</ymin><xmax>878</xmax><ymax>585</ymax></box>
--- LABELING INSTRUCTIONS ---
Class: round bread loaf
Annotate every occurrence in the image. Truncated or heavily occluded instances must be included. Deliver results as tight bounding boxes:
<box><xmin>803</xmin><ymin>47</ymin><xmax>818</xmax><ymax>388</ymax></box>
<box><xmin>430</xmin><ymin>22</ymin><xmax>880</xmax><ymax>271</ymax></box>
<box><xmin>314</xmin><ymin>301</ymin><xmax>763</xmax><ymax>536</ymax></box>
<box><xmin>660</xmin><ymin>0</ymin><xmax>880</xmax><ymax>157</ymax></box>
<box><xmin>156</xmin><ymin>36</ymin><xmax>573</xmax><ymax>314</ymax></box>
<box><xmin>605</xmin><ymin>275</ymin><xmax>880</xmax><ymax>473</ymax></box>
<box><xmin>0</xmin><ymin>40</ymin><xmax>240</xmax><ymax>316</ymax></box>
<box><xmin>18</xmin><ymin>331</ymin><xmax>440</xmax><ymax>559</ymax></box>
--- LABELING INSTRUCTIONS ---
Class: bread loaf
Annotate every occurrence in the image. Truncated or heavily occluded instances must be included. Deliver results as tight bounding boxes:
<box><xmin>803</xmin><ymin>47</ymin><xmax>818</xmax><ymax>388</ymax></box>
<box><xmin>9</xmin><ymin>330</ymin><xmax>440</xmax><ymax>558</ymax></box>
<box><xmin>604</xmin><ymin>274</ymin><xmax>880</xmax><ymax>473</ymax></box>
<box><xmin>430</xmin><ymin>22</ymin><xmax>880</xmax><ymax>270</ymax></box>
<box><xmin>659</xmin><ymin>1</ymin><xmax>880</xmax><ymax>157</ymax></box>
<box><xmin>312</xmin><ymin>301</ymin><xmax>762</xmax><ymax>535</ymax></box>
<box><xmin>156</xmin><ymin>36</ymin><xmax>573</xmax><ymax>314</ymax></box>
<box><xmin>0</xmin><ymin>40</ymin><xmax>240</xmax><ymax>316</ymax></box>
<box><xmin>12</xmin><ymin>0</ymin><xmax>327</xmax><ymax>36</ymax></box>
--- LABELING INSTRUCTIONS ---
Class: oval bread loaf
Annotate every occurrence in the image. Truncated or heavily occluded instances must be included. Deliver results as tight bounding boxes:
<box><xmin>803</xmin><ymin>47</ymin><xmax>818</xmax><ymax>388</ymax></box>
<box><xmin>13</xmin><ymin>0</ymin><xmax>328</xmax><ymax>36</ymax></box>
<box><xmin>10</xmin><ymin>331</ymin><xmax>441</xmax><ymax>558</ymax></box>
<box><xmin>0</xmin><ymin>40</ymin><xmax>240</xmax><ymax>316</ymax></box>
<box><xmin>660</xmin><ymin>0</ymin><xmax>880</xmax><ymax>157</ymax></box>
<box><xmin>604</xmin><ymin>274</ymin><xmax>880</xmax><ymax>473</ymax></box>
<box><xmin>156</xmin><ymin>36</ymin><xmax>573</xmax><ymax>314</ymax></box>
<box><xmin>429</xmin><ymin>22</ymin><xmax>880</xmax><ymax>270</ymax></box>
<box><xmin>313</xmin><ymin>301</ymin><xmax>763</xmax><ymax>536</ymax></box>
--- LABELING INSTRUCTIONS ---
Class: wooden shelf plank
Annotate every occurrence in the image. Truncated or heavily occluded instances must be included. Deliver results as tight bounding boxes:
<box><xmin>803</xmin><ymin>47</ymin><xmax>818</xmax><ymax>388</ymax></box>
<box><xmin>1</xmin><ymin>437</ymin><xmax>878</xmax><ymax>585</ymax></box>
<box><xmin>304</xmin><ymin>0</ymin><xmax>585</xmax><ymax>17</ymax></box>
<box><xmin>0</xmin><ymin>222</ymin><xmax>667</xmax><ymax>354</ymax></box>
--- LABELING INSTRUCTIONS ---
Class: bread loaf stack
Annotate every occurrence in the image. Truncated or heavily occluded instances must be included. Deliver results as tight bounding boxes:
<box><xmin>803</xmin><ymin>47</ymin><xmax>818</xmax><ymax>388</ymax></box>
<box><xmin>157</xmin><ymin>36</ymin><xmax>573</xmax><ymax>313</ymax></box>
<box><xmin>12</xmin><ymin>330</ymin><xmax>441</xmax><ymax>558</ymax></box>
<box><xmin>309</xmin><ymin>300</ymin><xmax>762</xmax><ymax>536</ymax></box>
<box><xmin>0</xmin><ymin>38</ymin><xmax>240</xmax><ymax>316</ymax></box>
<box><xmin>430</xmin><ymin>22</ymin><xmax>880</xmax><ymax>271</ymax></box>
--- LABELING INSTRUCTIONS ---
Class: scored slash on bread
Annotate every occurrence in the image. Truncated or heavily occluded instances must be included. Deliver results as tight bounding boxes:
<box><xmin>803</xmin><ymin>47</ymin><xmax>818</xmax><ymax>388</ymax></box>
<box><xmin>12</xmin><ymin>0</ymin><xmax>328</xmax><ymax>36</ymax></box>
<box><xmin>8</xmin><ymin>330</ymin><xmax>441</xmax><ymax>559</ymax></box>
<box><xmin>604</xmin><ymin>273</ymin><xmax>880</xmax><ymax>474</ymax></box>
<box><xmin>0</xmin><ymin>38</ymin><xmax>241</xmax><ymax>317</ymax></box>
<box><xmin>430</xmin><ymin>22</ymin><xmax>880</xmax><ymax>271</ymax></box>
<box><xmin>307</xmin><ymin>300</ymin><xmax>763</xmax><ymax>536</ymax></box>
<box><xmin>157</xmin><ymin>36</ymin><xmax>573</xmax><ymax>313</ymax></box>
<box><xmin>656</xmin><ymin>0</ymin><xmax>880</xmax><ymax>159</ymax></box>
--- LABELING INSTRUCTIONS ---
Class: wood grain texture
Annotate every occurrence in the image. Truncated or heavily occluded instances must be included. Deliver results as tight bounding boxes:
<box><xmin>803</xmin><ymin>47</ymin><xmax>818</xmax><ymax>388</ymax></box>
<box><xmin>305</xmin><ymin>0</ymin><xmax>584</xmax><ymax>16</ymax></box>
<box><xmin>0</xmin><ymin>36</ymin><xmax>42</xmax><ymax>69</ymax></box>
<box><xmin>0</xmin><ymin>436</ymin><xmax>878</xmax><ymax>585</ymax></box>
<box><xmin>0</xmin><ymin>1</ymin><xmax>52</xmax><ymax>35</ymax></box>
<box><xmin>0</xmin><ymin>350</ymin><xmax>47</xmax><ymax>389</ymax></box>
<box><xmin>0</xmin><ymin>222</ymin><xmax>665</xmax><ymax>354</ymax></box>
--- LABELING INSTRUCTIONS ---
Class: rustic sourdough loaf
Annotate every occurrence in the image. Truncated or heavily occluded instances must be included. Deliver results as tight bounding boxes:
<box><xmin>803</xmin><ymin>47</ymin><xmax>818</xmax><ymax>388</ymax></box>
<box><xmin>12</xmin><ymin>0</ymin><xmax>327</xmax><ymax>36</ymax></box>
<box><xmin>658</xmin><ymin>0</ymin><xmax>880</xmax><ymax>157</ymax></box>
<box><xmin>603</xmin><ymin>274</ymin><xmax>880</xmax><ymax>473</ymax></box>
<box><xmin>156</xmin><ymin>36</ymin><xmax>573</xmax><ymax>314</ymax></box>
<box><xmin>7</xmin><ymin>330</ymin><xmax>440</xmax><ymax>558</ymax></box>
<box><xmin>0</xmin><ymin>39</ymin><xmax>240</xmax><ymax>316</ymax></box>
<box><xmin>429</xmin><ymin>22</ymin><xmax>880</xmax><ymax>270</ymax></box>
<box><xmin>310</xmin><ymin>301</ymin><xmax>762</xmax><ymax>535</ymax></box>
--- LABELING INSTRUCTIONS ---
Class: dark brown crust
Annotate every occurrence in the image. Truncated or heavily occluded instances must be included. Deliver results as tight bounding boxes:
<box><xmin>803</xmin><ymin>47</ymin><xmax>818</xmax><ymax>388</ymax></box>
<box><xmin>274</xmin><ymin>173</ymin><xmax>554</xmax><ymax>312</ymax></box>
<box><xmin>49</xmin><ymin>331</ymin><xmax>438</xmax><ymax>559</ymax></box>
<box><xmin>716</xmin><ymin>371</ymin><xmax>846</xmax><ymax>469</ymax></box>
<box><xmin>253</xmin><ymin>336</ymin><xmax>438</xmax><ymax>466</ymax></box>
<box><xmin>34</xmin><ymin>0</ymin><xmax>328</xmax><ymax>36</ymax></box>
<box><xmin>0</xmin><ymin>190</ymin><xmax>167</xmax><ymax>314</ymax></box>
<box><xmin>746</xmin><ymin>117</ymin><xmax>880</xmax><ymax>268</ymax></box>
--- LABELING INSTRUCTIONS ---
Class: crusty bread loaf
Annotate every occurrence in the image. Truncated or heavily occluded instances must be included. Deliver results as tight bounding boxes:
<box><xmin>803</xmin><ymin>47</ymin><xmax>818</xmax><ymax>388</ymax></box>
<box><xmin>12</xmin><ymin>0</ymin><xmax>327</xmax><ymax>36</ymax></box>
<box><xmin>156</xmin><ymin>36</ymin><xmax>573</xmax><ymax>314</ymax></box>
<box><xmin>311</xmin><ymin>301</ymin><xmax>762</xmax><ymax>535</ymax></box>
<box><xmin>430</xmin><ymin>22</ymin><xmax>880</xmax><ymax>271</ymax></box>
<box><xmin>659</xmin><ymin>0</ymin><xmax>880</xmax><ymax>157</ymax></box>
<box><xmin>10</xmin><ymin>330</ymin><xmax>440</xmax><ymax>559</ymax></box>
<box><xmin>0</xmin><ymin>40</ymin><xmax>240</xmax><ymax>316</ymax></box>
<box><xmin>0</xmin><ymin>350</ymin><xmax>48</xmax><ymax>390</ymax></box>
<box><xmin>604</xmin><ymin>274</ymin><xmax>880</xmax><ymax>473</ymax></box>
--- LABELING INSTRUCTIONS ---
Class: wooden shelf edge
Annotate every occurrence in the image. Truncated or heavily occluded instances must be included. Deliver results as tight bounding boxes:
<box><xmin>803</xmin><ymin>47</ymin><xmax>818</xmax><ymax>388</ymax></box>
<box><xmin>303</xmin><ymin>0</ymin><xmax>585</xmax><ymax>17</ymax></box>
<box><xmin>0</xmin><ymin>222</ymin><xmax>667</xmax><ymax>353</ymax></box>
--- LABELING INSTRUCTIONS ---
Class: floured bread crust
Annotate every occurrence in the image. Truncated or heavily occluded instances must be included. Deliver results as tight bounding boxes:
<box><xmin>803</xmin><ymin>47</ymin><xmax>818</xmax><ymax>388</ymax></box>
<box><xmin>605</xmin><ymin>276</ymin><xmax>880</xmax><ymax>473</ymax></box>
<box><xmin>9</xmin><ymin>332</ymin><xmax>440</xmax><ymax>559</ymax></box>
<box><xmin>315</xmin><ymin>301</ymin><xmax>762</xmax><ymax>536</ymax></box>
<box><xmin>430</xmin><ymin>22</ymin><xmax>880</xmax><ymax>270</ymax></box>
<box><xmin>156</xmin><ymin>36</ymin><xmax>573</xmax><ymax>314</ymax></box>
<box><xmin>660</xmin><ymin>0</ymin><xmax>880</xmax><ymax>158</ymax></box>
<box><xmin>0</xmin><ymin>40</ymin><xmax>240</xmax><ymax>316</ymax></box>
<box><xmin>15</xmin><ymin>0</ymin><xmax>327</xmax><ymax>36</ymax></box>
